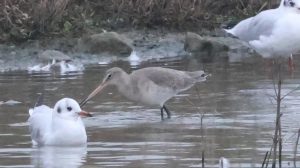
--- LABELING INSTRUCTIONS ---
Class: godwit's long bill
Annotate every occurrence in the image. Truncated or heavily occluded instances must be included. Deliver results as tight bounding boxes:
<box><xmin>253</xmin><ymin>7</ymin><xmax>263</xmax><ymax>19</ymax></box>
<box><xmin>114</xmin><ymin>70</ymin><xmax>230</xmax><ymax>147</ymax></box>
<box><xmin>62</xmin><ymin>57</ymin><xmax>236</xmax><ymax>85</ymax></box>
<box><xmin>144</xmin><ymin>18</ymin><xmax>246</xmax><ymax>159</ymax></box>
<box><xmin>80</xmin><ymin>67</ymin><xmax>209</xmax><ymax>120</ymax></box>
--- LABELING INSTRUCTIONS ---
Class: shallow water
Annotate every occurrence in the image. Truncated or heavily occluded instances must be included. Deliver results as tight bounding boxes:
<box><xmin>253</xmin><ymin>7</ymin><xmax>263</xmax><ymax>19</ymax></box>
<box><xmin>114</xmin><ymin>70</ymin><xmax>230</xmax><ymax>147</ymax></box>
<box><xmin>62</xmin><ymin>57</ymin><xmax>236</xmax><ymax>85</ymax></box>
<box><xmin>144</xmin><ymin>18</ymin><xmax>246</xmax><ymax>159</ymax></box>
<box><xmin>0</xmin><ymin>55</ymin><xmax>300</xmax><ymax>168</ymax></box>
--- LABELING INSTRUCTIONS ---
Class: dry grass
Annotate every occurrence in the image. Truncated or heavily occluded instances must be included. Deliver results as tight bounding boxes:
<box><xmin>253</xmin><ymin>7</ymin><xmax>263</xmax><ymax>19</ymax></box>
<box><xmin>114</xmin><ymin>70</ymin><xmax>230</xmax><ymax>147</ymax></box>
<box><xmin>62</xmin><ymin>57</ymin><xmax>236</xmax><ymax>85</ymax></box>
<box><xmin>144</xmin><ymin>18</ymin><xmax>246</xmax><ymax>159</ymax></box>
<box><xmin>33</xmin><ymin>0</ymin><xmax>71</xmax><ymax>31</ymax></box>
<box><xmin>0</xmin><ymin>0</ymin><xmax>71</xmax><ymax>41</ymax></box>
<box><xmin>103</xmin><ymin>0</ymin><xmax>280</xmax><ymax>28</ymax></box>
<box><xmin>0</xmin><ymin>0</ymin><xmax>31</xmax><ymax>37</ymax></box>
<box><xmin>0</xmin><ymin>0</ymin><xmax>281</xmax><ymax>42</ymax></box>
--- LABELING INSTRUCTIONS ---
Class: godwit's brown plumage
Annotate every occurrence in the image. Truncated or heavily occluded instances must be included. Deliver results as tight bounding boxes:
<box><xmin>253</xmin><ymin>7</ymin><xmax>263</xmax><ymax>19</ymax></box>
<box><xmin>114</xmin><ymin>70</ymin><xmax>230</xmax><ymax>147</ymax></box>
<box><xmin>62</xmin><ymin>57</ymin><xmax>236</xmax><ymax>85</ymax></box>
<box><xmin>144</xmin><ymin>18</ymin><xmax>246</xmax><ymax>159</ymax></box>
<box><xmin>80</xmin><ymin>67</ymin><xmax>208</xmax><ymax>120</ymax></box>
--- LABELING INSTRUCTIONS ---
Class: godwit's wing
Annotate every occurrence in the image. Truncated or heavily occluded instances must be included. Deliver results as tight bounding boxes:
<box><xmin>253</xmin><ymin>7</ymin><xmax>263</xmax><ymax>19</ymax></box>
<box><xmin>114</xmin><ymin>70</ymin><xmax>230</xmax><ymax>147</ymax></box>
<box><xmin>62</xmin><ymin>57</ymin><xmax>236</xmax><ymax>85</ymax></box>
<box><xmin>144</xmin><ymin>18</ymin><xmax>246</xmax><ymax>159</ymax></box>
<box><xmin>132</xmin><ymin>67</ymin><xmax>206</xmax><ymax>92</ymax></box>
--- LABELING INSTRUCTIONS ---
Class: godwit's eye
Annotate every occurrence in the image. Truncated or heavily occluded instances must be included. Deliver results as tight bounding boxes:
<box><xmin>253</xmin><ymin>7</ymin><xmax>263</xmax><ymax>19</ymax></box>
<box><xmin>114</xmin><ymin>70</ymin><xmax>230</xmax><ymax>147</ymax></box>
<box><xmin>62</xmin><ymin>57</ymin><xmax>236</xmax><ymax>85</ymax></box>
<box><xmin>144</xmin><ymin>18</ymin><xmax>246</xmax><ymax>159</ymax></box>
<box><xmin>57</xmin><ymin>107</ymin><xmax>61</xmax><ymax>113</ymax></box>
<box><xmin>107</xmin><ymin>74</ymin><xmax>112</xmax><ymax>79</ymax></box>
<box><xmin>67</xmin><ymin>107</ymin><xmax>72</xmax><ymax>111</ymax></box>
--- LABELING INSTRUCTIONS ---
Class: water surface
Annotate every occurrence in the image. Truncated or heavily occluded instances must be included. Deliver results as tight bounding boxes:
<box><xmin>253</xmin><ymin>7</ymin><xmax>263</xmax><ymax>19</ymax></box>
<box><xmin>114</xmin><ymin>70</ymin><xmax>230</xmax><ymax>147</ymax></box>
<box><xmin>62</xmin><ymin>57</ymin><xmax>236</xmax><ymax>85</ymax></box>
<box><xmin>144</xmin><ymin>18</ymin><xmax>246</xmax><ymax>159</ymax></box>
<box><xmin>0</xmin><ymin>56</ymin><xmax>300</xmax><ymax>168</ymax></box>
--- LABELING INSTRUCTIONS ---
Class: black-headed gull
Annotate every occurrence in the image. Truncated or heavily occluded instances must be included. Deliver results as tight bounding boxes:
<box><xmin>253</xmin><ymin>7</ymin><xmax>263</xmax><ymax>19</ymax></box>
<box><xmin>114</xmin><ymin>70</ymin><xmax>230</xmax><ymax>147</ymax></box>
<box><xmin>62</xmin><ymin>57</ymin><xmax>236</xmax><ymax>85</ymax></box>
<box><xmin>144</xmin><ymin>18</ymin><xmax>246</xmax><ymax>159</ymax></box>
<box><xmin>225</xmin><ymin>0</ymin><xmax>300</xmax><ymax>69</ymax></box>
<box><xmin>28</xmin><ymin>97</ymin><xmax>92</xmax><ymax>146</ymax></box>
<box><xmin>225</xmin><ymin>0</ymin><xmax>286</xmax><ymax>42</ymax></box>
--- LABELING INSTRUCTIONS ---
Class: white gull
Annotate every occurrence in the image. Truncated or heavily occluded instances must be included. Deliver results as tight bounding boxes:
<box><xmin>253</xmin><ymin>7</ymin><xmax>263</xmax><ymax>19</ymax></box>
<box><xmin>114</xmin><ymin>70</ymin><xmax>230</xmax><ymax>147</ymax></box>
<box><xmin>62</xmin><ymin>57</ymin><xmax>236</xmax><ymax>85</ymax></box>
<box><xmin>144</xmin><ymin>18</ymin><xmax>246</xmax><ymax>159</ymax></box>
<box><xmin>28</xmin><ymin>97</ymin><xmax>92</xmax><ymax>146</ymax></box>
<box><xmin>225</xmin><ymin>0</ymin><xmax>300</xmax><ymax>60</ymax></box>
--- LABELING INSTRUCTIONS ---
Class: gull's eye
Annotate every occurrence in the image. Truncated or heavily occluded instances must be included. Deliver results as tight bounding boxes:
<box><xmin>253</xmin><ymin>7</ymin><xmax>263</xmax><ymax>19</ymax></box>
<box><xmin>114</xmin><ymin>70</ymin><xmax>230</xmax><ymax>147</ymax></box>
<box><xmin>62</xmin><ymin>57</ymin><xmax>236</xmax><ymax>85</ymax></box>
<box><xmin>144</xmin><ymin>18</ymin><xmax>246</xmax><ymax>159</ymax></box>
<box><xmin>57</xmin><ymin>107</ymin><xmax>61</xmax><ymax>113</ymax></box>
<box><xmin>67</xmin><ymin>107</ymin><xmax>72</xmax><ymax>111</ymax></box>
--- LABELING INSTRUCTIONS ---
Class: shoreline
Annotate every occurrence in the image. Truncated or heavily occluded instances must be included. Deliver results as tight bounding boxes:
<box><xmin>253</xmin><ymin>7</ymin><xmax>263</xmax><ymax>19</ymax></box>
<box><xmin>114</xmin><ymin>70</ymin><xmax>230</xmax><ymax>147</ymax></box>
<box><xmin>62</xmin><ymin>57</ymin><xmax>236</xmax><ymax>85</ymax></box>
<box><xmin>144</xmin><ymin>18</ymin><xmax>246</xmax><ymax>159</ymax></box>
<box><xmin>0</xmin><ymin>28</ymin><xmax>257</xmax><ymax>72</ymax></box>
<box><xmin>0</xmin><ymin>29</ymin><xmax>188</xmax><ymax>72</ymax></box>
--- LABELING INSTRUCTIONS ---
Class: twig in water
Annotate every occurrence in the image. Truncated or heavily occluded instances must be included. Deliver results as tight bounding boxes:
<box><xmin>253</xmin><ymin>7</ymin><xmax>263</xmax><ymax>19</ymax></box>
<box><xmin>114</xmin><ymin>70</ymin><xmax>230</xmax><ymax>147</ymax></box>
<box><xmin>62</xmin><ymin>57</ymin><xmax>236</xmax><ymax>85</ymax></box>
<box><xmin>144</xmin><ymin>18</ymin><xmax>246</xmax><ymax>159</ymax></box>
<box><xmin>262</xmin><ymin>151</ymin><xmax>269</xmax><ymax>168</ymax></box>
<box><xmin>280</xmin><ymin>85</ymin><xmax>300</xmax><ymax>101</ymax></box>
<box><xmin>195</xmin><ymin>85</ymin><xmax>206</xmax><ymax>131</ymax></box>
<box><xmin>293</xmin><ymin>129</ymin><xmax>300</xmax><ymax>168</ymax></box>
<box><xmin>184</xmin><ymin>89</ymin><xmax>205</xmax><ymax>132</ymax></box>
<box><xmin>185</xmin><ymin>85</ymin><xmax>206</xmax><ymax>167</ymax></box>
<box><xmin>272</xmin><ymin>67</ymin><xmax>278</xmax><ymax>98</ymax></box>
<box><xmin>266</xmin><ymin>93</ymin><xmax>276</xmax><ymax>106</ymax></box>
<box><xmin>202</xmin><ymin>150</ymin><xmax>205</xmax><ymax>168</ymax></box>
<box><xmin>266</xmin><ymin>144</ymin><xmax>273</xmax><ymax>168</ymax></box>
<box><xmin>271</xmin><ymin>61</ymin><xmax>282</xmax><ymax>168</ymax></box>
<box><xmin>279</xmin><ymin>116</ymin><xmax>283</xmax><ymax>168</ymax></box>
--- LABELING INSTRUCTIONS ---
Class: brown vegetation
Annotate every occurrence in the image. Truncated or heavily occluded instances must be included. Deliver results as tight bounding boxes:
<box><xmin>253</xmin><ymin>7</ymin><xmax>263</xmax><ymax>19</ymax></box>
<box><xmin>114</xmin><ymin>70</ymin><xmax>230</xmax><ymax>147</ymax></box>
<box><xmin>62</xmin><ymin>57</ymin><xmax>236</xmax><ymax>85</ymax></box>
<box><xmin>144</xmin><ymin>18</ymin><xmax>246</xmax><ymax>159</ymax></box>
<box><xmin>0</xmin><ymin>0</ymin><xmax>280</xmax><ymax>42</ymax></box>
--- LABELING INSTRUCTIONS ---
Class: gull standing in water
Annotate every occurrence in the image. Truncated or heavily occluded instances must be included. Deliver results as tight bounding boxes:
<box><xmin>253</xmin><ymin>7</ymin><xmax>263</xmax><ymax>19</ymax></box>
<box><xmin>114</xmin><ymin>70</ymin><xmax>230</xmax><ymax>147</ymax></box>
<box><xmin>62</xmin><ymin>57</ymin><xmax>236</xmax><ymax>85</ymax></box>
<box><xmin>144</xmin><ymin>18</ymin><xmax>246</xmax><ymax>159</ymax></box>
<box><xmin>225</xmin><ymin>0</ymin><xmax>300</xmax><ymax>69</ymax></box>
<box><xmin>225</xmin><ymin>1</ymin><xmax>300</xmax><ymax>167</ymax></box>
<box><xmin>28</xmin><ymin>96</ymin><xmax>92</xmax><ymax>146</ymax></box>
<box><xmin>80</xmin><ymin>67</ymin><xmax>208</xmax><ymax>120</ymax></box>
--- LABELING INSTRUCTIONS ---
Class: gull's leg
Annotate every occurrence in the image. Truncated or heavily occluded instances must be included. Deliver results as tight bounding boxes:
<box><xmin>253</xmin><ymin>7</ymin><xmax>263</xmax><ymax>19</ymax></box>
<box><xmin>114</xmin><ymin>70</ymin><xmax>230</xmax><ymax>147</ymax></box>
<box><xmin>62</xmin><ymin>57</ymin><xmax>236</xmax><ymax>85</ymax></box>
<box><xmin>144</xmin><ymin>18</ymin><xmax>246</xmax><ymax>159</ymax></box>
<box><xmin>163</xmin><ymin>105</ymin><xmax>171</xmax><ymax>119</ymax></box>
<box><xmin>288</xmin><ymin>54</ymin><xmax>295</xmax><ymax>72</ymax></box>
<box><xmin>160</xmin><ymin>107</ymin><xmax>164</xmax><ymax>120</ymax></box>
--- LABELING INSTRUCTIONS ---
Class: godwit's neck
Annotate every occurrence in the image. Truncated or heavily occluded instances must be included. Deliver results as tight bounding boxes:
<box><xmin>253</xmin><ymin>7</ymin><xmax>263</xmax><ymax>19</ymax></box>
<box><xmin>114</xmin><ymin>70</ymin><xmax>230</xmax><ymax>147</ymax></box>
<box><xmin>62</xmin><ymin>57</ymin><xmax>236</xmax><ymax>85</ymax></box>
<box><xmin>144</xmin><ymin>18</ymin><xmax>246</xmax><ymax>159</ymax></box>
<box><xmin>115</xmin><ymin>72</ymin><xmax>135</xmax><ymax>99</ymax></box>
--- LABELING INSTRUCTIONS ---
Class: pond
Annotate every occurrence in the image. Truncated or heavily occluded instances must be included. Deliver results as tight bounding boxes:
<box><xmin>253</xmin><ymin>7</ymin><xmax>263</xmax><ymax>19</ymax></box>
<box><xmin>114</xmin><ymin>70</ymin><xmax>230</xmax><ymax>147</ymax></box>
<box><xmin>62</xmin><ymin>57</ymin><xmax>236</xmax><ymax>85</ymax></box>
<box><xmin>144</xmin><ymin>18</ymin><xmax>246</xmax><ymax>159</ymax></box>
<box><xmin>0</xmin><ymin>55</ymin><xmax>299</xmax><ymax>168</ymax></box>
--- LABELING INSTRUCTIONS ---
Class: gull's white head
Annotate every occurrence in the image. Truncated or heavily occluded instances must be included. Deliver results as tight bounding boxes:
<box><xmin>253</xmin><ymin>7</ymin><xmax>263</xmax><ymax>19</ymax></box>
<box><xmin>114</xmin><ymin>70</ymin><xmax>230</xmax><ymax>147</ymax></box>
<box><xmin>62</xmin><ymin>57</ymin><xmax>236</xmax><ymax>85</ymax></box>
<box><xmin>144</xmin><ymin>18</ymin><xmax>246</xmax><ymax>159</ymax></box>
<box><xmin>53</xmin><ymin>98</ymin><xmax>92</xmax><ymax>120</ymax></box>
<box><xmin>283</xmin><ymin>0</ymin><xmax>300</xmax><ymax>12</ymax></box>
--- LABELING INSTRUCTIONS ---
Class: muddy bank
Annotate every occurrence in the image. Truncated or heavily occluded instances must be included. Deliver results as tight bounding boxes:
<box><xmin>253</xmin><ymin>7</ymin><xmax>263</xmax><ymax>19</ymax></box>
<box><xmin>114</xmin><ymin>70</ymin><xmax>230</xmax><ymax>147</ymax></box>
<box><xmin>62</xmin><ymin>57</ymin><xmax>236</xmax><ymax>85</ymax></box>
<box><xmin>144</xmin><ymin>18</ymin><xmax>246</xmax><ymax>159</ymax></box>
<box><xmin>0</xmin><ymin>29</ymin><xmax>258</xmax><ymax>72</ymax></box>
<box><xmin>0</xmin><ymin>30</ymin><xmax>186</xmax><ymax>72</ymax></box>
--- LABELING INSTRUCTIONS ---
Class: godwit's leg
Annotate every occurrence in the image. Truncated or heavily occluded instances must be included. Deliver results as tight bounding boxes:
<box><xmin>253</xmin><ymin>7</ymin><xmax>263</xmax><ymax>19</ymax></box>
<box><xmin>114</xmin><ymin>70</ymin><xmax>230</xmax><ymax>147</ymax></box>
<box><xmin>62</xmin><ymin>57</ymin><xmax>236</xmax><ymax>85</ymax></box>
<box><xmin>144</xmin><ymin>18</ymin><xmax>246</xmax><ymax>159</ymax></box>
<box><xmin>163</xmin><ymin>105</ymin><xmax>171</xmax><ymax>119</ymax></box>
<box><xmin>160</xmin><ymin>107</ymin><xmax>164</xmax><ymax>120</ymax></box>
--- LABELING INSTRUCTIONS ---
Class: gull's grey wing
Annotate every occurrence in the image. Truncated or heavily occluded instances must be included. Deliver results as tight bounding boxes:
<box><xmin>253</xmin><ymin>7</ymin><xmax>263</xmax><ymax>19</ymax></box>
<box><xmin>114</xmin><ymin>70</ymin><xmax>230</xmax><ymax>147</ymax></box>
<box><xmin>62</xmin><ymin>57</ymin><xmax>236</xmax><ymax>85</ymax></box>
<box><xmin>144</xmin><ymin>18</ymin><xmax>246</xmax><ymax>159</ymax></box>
<box><xmin>228</xmin><ymin>8</ymin><xmax>280</xmax><ymax>42</ymax></box>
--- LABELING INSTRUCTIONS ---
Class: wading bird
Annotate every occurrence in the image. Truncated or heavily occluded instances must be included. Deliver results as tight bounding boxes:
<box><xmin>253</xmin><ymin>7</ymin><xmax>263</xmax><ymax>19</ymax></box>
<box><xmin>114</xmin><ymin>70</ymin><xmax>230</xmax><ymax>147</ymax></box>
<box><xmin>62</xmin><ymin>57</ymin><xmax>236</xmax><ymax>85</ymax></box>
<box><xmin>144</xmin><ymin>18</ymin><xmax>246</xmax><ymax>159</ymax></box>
<box><xmin>80</xmin><ymin>67</ymin><xmax>208</xmax><ymax>120</ymax></box>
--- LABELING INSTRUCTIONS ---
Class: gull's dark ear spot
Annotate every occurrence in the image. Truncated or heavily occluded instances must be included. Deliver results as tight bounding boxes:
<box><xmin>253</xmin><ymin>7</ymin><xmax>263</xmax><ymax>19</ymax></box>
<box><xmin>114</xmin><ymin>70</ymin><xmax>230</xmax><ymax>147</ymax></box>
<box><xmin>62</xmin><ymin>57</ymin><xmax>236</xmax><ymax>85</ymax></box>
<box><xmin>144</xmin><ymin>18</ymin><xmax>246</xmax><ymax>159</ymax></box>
<box><xmin>57</xmin><ymin>107</ymin><xmax>61</xmax><ymax>113</ymax></box>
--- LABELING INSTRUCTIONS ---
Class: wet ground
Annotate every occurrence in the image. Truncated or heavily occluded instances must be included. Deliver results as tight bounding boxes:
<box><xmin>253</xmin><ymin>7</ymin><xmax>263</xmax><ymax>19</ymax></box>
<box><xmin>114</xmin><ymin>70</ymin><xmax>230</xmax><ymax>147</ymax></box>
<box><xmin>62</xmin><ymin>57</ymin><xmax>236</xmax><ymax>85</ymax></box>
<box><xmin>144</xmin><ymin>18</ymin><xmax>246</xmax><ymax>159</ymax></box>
<box><xmin>0</xmin><ymin>55</ymin><xmax>300</xmax><ymax>168</ymax></box>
